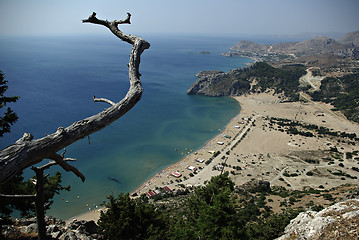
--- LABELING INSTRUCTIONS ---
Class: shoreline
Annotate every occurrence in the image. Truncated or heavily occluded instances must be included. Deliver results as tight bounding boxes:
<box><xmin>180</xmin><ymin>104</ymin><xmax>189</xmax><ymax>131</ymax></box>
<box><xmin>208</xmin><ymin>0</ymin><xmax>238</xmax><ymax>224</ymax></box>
<box><xmin>129</xmin><ymin>98</ymin><xmax>247</xmax><ymax>197</ymax></box>
<box><xmin>70</xmin><ymin>92</ymin><xmax>359</xmax><ymax>222</ymax></box>
<box><xmin>68</xmin><ymin>95</ymin><xmax>247</xmax><ymax>222</ymax></box>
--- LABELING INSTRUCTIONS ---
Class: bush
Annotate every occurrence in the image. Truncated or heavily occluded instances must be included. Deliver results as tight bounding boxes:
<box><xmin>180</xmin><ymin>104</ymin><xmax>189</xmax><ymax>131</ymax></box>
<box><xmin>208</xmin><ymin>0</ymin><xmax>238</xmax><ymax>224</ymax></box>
<box><xmin>306</xmin><ymin>171</ymin><xmax>314</xmax><ymax>176</ymax></box>
<box><xmin>98</xmin><ymin>194</ymin><xmax>167</xmax><ymax>239</ymax></box>
<box><xmin>311</xmin><ymin>204</ymin><xmax>324</xmax><ymax>211</ymax></box>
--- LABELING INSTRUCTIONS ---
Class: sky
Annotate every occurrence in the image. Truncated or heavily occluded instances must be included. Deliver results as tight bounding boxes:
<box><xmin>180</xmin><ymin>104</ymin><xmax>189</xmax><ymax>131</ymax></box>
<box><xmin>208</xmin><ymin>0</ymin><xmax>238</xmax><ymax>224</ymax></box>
<box><xmin>0</xmin><ymin>0</ymin><xmax>358</xmax><ymax>37</ymax></box>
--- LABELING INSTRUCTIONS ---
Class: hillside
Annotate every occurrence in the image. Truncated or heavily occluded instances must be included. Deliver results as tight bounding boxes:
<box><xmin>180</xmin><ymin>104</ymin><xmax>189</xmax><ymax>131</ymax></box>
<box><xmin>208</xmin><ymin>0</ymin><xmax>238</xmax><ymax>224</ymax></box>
<box><xmin>226</xmin><ymin>31</ymin><xmax>359</xmax><ymax>60</ymax></box>
<box><xmin>189</xmin><ymin>30</ymin><xmax>359</xmax><ymax>124</ymax></box>
<box><xmin>338</xmin><ymin>30</ymin><xmax>359</xmax><ymax>47</ymax></box>
<box><xmin>187</xmin><ymin>62</ymin><xmax>306</xmax><ymax>100</ymax></box>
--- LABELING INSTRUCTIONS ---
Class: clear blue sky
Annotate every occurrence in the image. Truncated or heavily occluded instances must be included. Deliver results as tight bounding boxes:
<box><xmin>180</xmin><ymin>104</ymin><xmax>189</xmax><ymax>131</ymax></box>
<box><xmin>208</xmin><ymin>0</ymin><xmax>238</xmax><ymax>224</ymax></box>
<box><xmin>0</xmin><ymin>0</ymin><xmax>358</xmax><ymax>36</ymax></box>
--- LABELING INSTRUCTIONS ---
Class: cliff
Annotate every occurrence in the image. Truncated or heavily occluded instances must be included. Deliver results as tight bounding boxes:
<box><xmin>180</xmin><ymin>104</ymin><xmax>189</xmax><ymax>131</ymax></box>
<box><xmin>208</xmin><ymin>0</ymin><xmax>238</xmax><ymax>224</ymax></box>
<box><xmin>276</xmin><ymin>198</ymin><xmax>359</xmax><ymax>240</ymax></box>
<box><xmin>187</xmin><ymin>67</ymin><xmax>251</xmax><ymax>96</ymax></box>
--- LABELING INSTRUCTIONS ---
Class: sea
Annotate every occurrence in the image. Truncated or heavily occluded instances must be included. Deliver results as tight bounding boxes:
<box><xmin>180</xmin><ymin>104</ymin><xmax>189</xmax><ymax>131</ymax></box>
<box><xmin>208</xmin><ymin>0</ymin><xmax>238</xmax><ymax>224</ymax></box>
<box><xmin>0</xmin><ymin>33</ymin><xmax>253</xmax><ymax>219</ymax></box>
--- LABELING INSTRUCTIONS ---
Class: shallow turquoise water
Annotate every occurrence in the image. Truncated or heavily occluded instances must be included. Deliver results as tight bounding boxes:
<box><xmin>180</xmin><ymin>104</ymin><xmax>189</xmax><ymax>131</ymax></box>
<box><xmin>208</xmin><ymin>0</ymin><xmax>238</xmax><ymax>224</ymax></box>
<box><xmin>0</xmin><ymin>34</ymin><xmax>251</xmax><ymax>219</ymax></box>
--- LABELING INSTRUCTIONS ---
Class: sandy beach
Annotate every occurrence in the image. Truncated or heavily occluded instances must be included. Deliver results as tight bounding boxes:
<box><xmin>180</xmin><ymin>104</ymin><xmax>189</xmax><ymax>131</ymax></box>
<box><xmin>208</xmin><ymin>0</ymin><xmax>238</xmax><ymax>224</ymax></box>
<box><xmin>72</xmin><ymin>92</ymin><xmax>359</xmax><ymax>222</ymax></box>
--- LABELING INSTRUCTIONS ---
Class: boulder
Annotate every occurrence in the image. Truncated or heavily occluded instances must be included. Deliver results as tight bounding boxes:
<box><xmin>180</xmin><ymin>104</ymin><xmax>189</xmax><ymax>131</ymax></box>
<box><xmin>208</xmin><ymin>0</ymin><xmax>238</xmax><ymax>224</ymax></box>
<box><xmin>276</xmin><ymin>199</ymin><xmax>359</xmax><ymax>240</ymax></box>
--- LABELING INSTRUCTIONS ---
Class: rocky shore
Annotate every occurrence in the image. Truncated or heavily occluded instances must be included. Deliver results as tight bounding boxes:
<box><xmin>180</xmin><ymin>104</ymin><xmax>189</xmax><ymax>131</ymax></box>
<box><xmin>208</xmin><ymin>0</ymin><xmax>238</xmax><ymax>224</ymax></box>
<box><xmin>187</xmin><ymin>66</ymin><xmax>254</xmax><ymax>96</ymax></box>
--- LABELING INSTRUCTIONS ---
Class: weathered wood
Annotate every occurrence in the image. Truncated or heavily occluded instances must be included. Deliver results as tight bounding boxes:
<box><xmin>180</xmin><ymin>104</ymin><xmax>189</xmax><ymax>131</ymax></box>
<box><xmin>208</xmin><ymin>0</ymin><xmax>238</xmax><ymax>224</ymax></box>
<box><xmin>0</xmin><ymin>12</ymin><xmax>150</xmax><ymax>184</ymax></box>
<box><xmin>33</xmin><ymin>166</ymin><xmax>47</xmax><ymax>240</ymax></box>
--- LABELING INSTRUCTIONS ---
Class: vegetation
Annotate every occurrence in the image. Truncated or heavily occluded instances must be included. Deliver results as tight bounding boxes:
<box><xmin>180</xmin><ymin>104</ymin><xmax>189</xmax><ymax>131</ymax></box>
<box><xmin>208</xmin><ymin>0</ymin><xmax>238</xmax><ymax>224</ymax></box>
<box><xmin>98</xmin><ymin>193</ymin><xmax>167</xmax><ymax>240</ymax></box>
<box><xmin>310</xmin><ymin>73</ymin><xmax>359</xmax><ymax>123</ymax></box>
<box><xmin>195</xmin><ymin>62</ymin><xmax>306</xmax><ymax>100</ymax></box>
<box><xmin>246</xmin><ymin>62</ymin><xmax>306</xmax><ymax>100</ymax></box>
<box><xmin>0</xmin><ymin>71</ymin><xmax>19</xmax><ymax>137</ymax></box>
<box><xmin>98</xmin><ymin>173</ymin><xmax>303</xmax><ymax>240</ymax></box>
<box><xmin>268</xmin><ymin>117</ymin><xmax>358</xmax><ymax>143</ymax></box>
<box><xmin>0</xmin><ymin>171</ymin><xmax>70</xmax><ymax>218</ymax></box>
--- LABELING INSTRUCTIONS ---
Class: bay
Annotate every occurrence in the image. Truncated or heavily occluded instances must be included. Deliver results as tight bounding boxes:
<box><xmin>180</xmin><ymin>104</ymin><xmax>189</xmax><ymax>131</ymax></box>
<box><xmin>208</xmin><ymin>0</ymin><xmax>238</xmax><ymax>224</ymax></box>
<box><xmin>0</xmin><ymin>34</ymin><xmax>252</xmax><ymax>219</ymax></box>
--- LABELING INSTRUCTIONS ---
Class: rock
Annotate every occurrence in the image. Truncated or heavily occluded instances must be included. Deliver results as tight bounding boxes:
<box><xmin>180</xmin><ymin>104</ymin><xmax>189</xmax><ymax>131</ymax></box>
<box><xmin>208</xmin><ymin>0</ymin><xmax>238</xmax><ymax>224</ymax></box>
<box><xmin>1</xmin><ymin>225</ymin><xmax>21</xmax><ymax>238</ymax></box>
<box><xmin>195</xmin><ymin>71</ymin><xmax>224</xmax><ymax>78</ymax></box>
<box><xmin>276</xmin><ymin>199</ymin><xmax>359</xmax><ymax>240</ymax></box>
<box><xmin>59</xmin><ymin>229</ymin><xmax>100</xmax><ymax>240</ymax></box>
<box><xmin>59</xmin><ymin>230</ymin><xmax>79</xmax><ymax>240</ymax></box>
<box><xmin>67</xmin><ymin>219</ymin><xmax>82</xmax><ymax>230</ymax></box>
<box><xmin>46</xmin><ymin>215</ymin><xmax>65</xmax><ymax>226</ymax></box>
<box><xmin>187</xmin><ymin>66</ymin><xmax>252</xmax><ymax>96</ymax></box>
<box><xmin>79</xmin><ymin>220</ymin><xmax>98</xmax><ymax>235</ymax></box>
<box><xmin>1</xmin><ymin>216</ymin><xmax>101</xmax><ymax>240</ymax></box>
<box><xmin>47</xmin><ymin>224</ymin><xmax>60</xmax><ymax>234</ymax></box>
<box><xmin>52</xmin><ymin>231</ymin><xmax>62</xmax><ymax>239</ymax></box>
<box><xmin>17</xmin><ymin>217</ymin><xmax>37</xmax><ymax>226</ymax></box>
<box><xmin>24</xmin><ymin>223</ymin><xmax>37</xmax><ymax>234</ymax></box>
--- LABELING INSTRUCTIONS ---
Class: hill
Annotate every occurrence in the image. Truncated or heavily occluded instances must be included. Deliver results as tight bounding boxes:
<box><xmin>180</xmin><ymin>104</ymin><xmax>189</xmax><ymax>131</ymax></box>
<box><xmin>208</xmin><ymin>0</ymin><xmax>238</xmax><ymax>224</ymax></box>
<box><xmin>189</xmin><ymin>30</ymin><xmax>359</xmax><ymax>123</ymax></box>
<box><xmin>187</xmin><ymin>62</ymin><xmax>306</xmax><ymax>100</ymax></box>
<box><xmin>338</xmin><ymin>30</ymin><xmax>359</xmax><ymax>48</ymax></box>
<box><xmin>226</xmin><ymin>31</ymin><xmax>359</xmax><ymax>60</ymax></box>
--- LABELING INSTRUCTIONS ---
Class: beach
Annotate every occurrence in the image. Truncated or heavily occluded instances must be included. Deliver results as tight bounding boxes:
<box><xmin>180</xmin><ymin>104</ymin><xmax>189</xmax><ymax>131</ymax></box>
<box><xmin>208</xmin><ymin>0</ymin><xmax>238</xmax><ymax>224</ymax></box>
<box><xmin>71</xmin><ymin>92</ymin><xmax>359</xmax><ymax>222</ymax></box>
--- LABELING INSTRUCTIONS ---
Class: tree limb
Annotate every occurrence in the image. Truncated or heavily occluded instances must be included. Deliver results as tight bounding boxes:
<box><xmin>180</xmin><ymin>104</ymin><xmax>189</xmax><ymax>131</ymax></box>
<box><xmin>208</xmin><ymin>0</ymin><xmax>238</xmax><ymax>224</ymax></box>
<box><xmin>93</xmin><ymin>96</ymin><xmax>115</xmax><ymax>106</ymax></box>
<box><xmin>47</xmin><ymin>153</ymin><xmax>85</xmax><ymax>182</ymax></box>
<box><xmin>0</xmin><ymin>194</ymin><xmax>36</xmax><ymax>200</ymax></box>
<box><xmin>0</xmin><ymin>12</ymin><xmax>150</xmax><ymax>184</ymax></box>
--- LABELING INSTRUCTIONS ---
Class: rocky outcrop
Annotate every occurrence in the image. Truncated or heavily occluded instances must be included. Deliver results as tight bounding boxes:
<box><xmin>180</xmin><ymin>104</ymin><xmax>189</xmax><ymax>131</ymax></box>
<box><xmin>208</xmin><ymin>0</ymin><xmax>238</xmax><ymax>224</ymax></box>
<box><xmin>187</xmin><ymin>67</ymin><xmax>252</xmax><ymax>96</ymax></box>
<box><xmin>276</xmin><ymin>199</ymin><xmax>359</xmax><ymax>240</ymax></box>
<box><xmin>1</xmin><ymin>216</ymin><xmax>102</xmax><ymax>240</ymax></box>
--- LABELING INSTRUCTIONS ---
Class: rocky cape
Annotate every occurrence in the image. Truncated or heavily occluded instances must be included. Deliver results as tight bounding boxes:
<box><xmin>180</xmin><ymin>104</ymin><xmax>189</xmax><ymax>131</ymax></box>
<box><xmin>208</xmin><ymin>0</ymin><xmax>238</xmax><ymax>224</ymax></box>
<box><xmin>187</xmin><ymin>61</ymin><xmax>307</xmax><ymax>99</ymax></box>
<box><xmin>187</xmin><ymin>68</ymin><xmax>252</xmax><ymax>97</ymax></box>
<box><xmin>188</xmin><ymin>30</ymin><xmax>359</xmax><ymax>98</ymax></box>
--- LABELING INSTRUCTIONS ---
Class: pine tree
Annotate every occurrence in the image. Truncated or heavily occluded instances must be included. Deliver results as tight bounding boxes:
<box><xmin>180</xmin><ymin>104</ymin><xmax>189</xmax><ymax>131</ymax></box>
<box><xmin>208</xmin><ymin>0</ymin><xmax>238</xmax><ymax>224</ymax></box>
<box><xmin>0</xmin><ymin>70</ymin><xmax>19</xmax><ymax>137</ymax></box>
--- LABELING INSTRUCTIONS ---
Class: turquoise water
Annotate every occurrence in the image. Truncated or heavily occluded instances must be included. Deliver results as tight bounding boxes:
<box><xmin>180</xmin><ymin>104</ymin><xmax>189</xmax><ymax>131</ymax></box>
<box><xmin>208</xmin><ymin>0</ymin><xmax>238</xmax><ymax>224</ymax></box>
<box><xmin>0</xmin><ymin>34</ymin><xmax>252</xmax><ymax>219</ymax></box>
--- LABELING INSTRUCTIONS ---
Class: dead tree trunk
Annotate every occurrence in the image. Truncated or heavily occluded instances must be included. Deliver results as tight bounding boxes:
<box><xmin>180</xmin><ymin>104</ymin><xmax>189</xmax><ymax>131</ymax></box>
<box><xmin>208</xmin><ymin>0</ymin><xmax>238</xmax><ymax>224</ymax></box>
<box><xmin>33</xmin><ymin>167</ymin><xmax>46</xmax><ymax>240</ymax></box>
<box><xmin>1</xmin><ymin>156</ymin><xmax>80</xmax><ymax>239</ymax></box>
<box><xmin>0</xmin><ymin>12</ymin><xmax>150</xmax><ymax>184</ymax></box>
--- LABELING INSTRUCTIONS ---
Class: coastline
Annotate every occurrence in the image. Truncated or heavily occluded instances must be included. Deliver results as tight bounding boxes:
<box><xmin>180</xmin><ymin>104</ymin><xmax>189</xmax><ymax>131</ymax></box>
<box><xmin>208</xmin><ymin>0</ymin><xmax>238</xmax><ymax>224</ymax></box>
<box><xmin>129</xmin><ymin>97</ymin><xmax>247</xmax><ymax>197</ymax></box>
<box><xmin>70</xmin><ymin>92</ymin><xmax>359</xmax><ymax>222</ymax></box>
<box><xmin>68</xmin><ymin>95</ymin><xmax>247</xmax><ymax>222</ymax></box>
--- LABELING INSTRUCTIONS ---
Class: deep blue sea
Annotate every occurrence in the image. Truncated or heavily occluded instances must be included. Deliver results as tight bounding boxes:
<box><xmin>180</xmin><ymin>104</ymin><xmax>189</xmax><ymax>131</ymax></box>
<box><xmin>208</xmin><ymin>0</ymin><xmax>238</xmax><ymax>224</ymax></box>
<box><xmin>0</xmin><ymin>34</ymin><xmax>252</xmax><ymax>219</ymax></box>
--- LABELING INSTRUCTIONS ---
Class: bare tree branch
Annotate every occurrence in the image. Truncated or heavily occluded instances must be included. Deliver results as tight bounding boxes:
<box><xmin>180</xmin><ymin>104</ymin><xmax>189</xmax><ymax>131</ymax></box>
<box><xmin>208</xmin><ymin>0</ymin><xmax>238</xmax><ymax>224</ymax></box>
<box><xmin>0</xmin><ymin>12</ymin><xmax>150</xmax><ymax>184</ymax></box>
<box><xmin>0</xmin><ymin>194</ymin><xmax>36</xmax><ymax>200</ymax></box>
<box><xmin>47</xmin><ymin>153</ymin><xmax>85</xmax><ymax>182</ymax></box>
<box><xmin>93</xmin><ymin>96</ymin><xmax>115</xmax><ymax>106</ymax></box>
